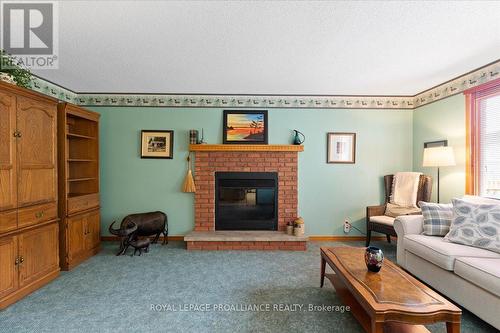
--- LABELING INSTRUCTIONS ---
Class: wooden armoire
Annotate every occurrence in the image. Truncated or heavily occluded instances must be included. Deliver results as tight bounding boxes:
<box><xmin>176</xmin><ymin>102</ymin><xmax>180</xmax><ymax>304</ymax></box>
<box><xmin>57</xmin><ymin>102</ymin><xmax>101</xmax><ymax>270</ymax></box>
<box><xmin>0</xmin><ymin>81</ymin><xmax>60</xmax><ymax>309</ymax></box>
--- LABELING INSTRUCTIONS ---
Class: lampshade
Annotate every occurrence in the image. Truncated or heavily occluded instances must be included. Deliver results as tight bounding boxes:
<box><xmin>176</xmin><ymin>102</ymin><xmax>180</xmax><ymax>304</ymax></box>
<box><xmin>423</xmin><ymin>146</ymin><xmax>456</xmax><ymax>167</ymax></box>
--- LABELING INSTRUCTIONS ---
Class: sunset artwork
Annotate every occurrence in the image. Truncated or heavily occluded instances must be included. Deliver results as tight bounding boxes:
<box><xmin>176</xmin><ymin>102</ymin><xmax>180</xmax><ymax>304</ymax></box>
<box><xmin>224</xmin><ymin>111</ymin><xmax>268</xmax><ymax>144</ymax></box>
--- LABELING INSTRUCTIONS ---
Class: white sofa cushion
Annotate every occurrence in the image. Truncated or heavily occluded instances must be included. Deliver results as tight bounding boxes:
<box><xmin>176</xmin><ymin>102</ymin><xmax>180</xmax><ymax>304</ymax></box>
<box><xmin>454</xmin><ymin>257</ymin><xmax>500</xmax><ymax>298</ymax></box>
<box><xmin>403</xmin><ymin>234</ymin><xmax>500</xmax><ymax>271</ymax></box>
<box><xmin>369</xmin><ymin>215</ymin><xmax>395</xmax><ymax>226</ymax></box>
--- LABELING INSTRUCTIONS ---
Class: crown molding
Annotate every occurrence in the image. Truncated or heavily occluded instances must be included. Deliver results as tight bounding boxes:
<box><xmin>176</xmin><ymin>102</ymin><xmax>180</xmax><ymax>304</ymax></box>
<box><xmin>25</xmin><ymin>59</ymin><xmax>500</xmax><ymax>110</ymax></box>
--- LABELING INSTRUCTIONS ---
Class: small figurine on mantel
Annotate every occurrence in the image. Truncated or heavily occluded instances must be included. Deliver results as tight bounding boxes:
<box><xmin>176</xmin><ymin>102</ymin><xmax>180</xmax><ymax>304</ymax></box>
<box><xmin>189</xmin><ymin>130</ymin><xmax>199</xmax><ymax>144</ymax></box>
<box><xmin>292</xmin><ymin>130</ymin><xmax>305</xmax><ymax>145</ymax></box>
<box><xmin>198</xmin><ymin>128</ymin><xmax>207</xmax><ymax>144</ymax></box>
<box><xmin>189</xmin><ymin>128</ymin><xmax>207</xmax><ymax>145</ymax></box>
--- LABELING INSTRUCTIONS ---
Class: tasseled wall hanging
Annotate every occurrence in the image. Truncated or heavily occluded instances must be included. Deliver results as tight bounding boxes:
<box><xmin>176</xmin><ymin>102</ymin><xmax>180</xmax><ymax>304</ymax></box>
<box><xmin>182</xmin><ymin>153</ymin><xmax>196</xmax><ymax>193</ymax></box>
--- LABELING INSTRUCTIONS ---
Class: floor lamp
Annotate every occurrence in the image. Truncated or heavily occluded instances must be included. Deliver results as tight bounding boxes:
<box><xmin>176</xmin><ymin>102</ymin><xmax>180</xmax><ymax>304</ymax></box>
<box><xmin>423</xmin><ymin>146</ymin><xmax>456</xmax><ymax>203</ymax></box>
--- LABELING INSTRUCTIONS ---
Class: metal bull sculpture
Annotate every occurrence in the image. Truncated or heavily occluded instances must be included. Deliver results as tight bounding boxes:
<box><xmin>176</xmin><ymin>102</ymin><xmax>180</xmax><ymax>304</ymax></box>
<box><xmin>109</xmin><ymin>211</ymin><xmax>168</xmax><ymax>255</ymax></box>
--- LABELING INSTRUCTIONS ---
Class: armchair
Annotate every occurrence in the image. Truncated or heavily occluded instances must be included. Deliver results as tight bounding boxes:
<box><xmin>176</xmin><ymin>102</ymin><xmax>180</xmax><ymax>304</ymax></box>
<box><xmin>366</xmin><ymin>174</ymin><xmax>432</xmax><ymax>246</ymax></box>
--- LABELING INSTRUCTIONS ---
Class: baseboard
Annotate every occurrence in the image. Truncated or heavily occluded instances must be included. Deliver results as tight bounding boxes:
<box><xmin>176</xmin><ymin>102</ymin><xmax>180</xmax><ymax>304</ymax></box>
<box><xmin>101</xmin><ymin>235</ymin><xmax>184</xmax><ymax>242</ymax></box>
<box><xmin>308</xmin><ymin>235</ymin><xmax>386</xmax><ymax>241</ymax></box>
<box><xmin>102</xmin><ymin>235</ymin><xmax>386</xmax><ymax>242</ymax></box>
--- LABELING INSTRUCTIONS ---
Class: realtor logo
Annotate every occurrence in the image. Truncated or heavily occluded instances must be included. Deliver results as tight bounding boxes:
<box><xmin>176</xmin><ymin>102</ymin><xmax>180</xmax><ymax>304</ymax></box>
<box><xmin>1</xmin><ymin>1</ymin><xmax>58</xmax><ymax>69</ymax></box>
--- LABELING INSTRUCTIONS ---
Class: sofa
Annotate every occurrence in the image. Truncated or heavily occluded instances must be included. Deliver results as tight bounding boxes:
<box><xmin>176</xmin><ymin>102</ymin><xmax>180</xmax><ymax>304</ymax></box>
<box><xmin>394</xmin><ymin>197</ymin><xmax>500</xmax><ymax>330</ymax></box>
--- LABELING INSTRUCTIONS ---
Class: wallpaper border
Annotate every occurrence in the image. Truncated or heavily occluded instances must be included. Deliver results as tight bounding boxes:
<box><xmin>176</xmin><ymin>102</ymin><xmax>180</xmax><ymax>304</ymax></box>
<box><xmin>27</xmin><ymin>59</ymin><xmax>500</xmax><ymax>110</ymax></box>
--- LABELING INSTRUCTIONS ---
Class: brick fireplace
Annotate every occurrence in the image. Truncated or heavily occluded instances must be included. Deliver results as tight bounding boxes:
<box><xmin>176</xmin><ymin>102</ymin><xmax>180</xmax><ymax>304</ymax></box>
<box><xmin>185</xmin><ymin>144</ymin><xmax>306</xmax><ymax>251</ymax></box>
<box><xmin>194</xmin><ymin>150</ymin><xmax>298</xmax><ymax>231</ymax></box>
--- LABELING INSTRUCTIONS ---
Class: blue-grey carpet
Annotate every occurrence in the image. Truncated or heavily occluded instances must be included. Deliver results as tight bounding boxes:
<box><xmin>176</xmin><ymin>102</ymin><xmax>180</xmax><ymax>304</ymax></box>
<box><xmin>0</xmin><ymin>241</ymin><xmax>497</xmax><ymax>333</ymax></box>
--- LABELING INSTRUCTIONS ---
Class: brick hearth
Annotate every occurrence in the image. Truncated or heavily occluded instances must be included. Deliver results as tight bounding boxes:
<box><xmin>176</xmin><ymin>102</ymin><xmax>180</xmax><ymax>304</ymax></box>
<box><xmin>193</xmin><ymin>150</ymin><xmax>299</xmax><ymax>231</ymax></box>
<box><xmin>186</xmin><ymin>241</ymin><xmax>307</xmax><ymax>251</ymax></box>
<box><xmin>184</xmin><ymin>231</ymin><xmax>307</xmax><ymax>251</ymax></box>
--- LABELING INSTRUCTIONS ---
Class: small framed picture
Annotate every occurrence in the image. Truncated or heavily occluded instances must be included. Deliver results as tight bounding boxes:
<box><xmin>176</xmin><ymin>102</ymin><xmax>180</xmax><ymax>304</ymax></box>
<box><xmin>327</xmin><ymin>132</ymin><xmax>356</xmax><ymax>164</ymax></box>
<box><xmin>141</xmin><ymin>130</ymin><xmax>174</xmax><ymax>159</ymax></box>
<box><xmin>223</xmin><ymin>110</ymin><xmax>268</xmax><ymax>144</ymax></box>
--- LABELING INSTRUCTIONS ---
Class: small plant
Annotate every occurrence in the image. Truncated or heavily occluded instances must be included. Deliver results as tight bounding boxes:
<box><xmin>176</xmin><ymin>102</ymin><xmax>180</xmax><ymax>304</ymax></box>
<box><xmin>0</xmin><ymin>50</ymin><xmax>32</xmax><ymax>88</ymax></box>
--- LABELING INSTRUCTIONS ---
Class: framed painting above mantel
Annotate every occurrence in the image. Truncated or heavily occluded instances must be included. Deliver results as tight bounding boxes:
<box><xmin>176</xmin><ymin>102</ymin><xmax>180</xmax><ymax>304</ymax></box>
<box><xmin>223</xmin><ymin>110</ymin><xmax>268</xmax><ymax>144</ymax></box>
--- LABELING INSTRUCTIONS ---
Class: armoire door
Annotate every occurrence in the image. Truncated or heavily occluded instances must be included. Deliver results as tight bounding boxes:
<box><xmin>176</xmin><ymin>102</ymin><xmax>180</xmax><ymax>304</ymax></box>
<box><xmin>0</xmin><ymin>91</ymin><xmax>17</xmax><ymax>212</ymax></box>
<box><xmin>0</xmin><ymin>236</ymin><xmax>18</xmax><ymax>299</ymax></box>
<box><xmin>16</xmin><ymin>96</ymin><xmax>57</xmax><ymax>207</ymax></box>
<box><xmin>67</xmin><ymin>214</ymin><xmax>86</xmax><ymax>261</ymax></box>
<box><xmin>85</xmin><ymin>209</ymin><xmax>100</xmax><ymax>250</ymax></box>
<box><xmin>18</xmin><ymin>223</ymin><xmax>59</xmax><ymax>287</ymax></box>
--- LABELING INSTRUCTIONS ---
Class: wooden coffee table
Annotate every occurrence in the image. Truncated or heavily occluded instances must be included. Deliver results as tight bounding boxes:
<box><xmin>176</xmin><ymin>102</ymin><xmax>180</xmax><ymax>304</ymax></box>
<box><xmin>320</xmin><ymin>247</ymin><xmax>461</xmax><ymax>333</ymax></box>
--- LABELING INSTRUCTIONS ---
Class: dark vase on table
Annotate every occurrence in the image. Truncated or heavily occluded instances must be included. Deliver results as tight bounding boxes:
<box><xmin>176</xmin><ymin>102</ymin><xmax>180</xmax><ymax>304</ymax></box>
<box><xmin>365</xmin><ymin>246</ymin><xmax>384</xmax><ymax>272</ymax></box>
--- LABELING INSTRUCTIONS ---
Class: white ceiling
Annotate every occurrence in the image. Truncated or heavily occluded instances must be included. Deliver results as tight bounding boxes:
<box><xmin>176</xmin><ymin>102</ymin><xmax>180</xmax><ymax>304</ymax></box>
<box><xmin>34</xmin><ymin>0</ymin><xmax>500</xmax><ymax>95</ymax></box>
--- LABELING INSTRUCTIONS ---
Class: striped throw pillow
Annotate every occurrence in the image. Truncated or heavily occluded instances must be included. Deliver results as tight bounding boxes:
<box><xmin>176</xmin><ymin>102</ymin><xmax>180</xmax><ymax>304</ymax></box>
<box><xmin>419</xmin><ymin>201</ymin><xmax>453</xmax><ymax>236</ymax></box>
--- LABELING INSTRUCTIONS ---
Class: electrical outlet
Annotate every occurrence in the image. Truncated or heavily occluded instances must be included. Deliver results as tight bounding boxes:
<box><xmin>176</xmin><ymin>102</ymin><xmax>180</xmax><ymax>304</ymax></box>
<box><xmin>343</xmin><ymin>219</ymin><xmax>351</xmax><ymax>233</ymax></box>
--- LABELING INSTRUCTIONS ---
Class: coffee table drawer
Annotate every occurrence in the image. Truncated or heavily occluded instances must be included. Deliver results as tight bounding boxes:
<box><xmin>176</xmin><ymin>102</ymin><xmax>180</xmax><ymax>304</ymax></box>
<box><xmin>68</xmin><ymin>193</ymin><xmax>99</xmax><ymax>215</ymax></box>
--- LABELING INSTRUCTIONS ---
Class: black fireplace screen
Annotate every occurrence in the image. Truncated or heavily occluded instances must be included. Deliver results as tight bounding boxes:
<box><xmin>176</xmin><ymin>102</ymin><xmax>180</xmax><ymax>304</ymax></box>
<box><xmin>215</xmin><ymin>172</ymin><xmax>278</xmax><ymax>230</ymax></box>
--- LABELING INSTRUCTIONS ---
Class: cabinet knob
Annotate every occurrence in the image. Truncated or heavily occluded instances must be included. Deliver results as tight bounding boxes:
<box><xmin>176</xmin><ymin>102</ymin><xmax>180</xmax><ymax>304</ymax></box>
<box><xmin>19</xmin><ymin>256</ymin><xmax>24</xmax><ymax>264</ymax></box>
<box><xmin>13</xmin><ymin>130</ymin><xmax>20</xmax><ymax>137</ymax></box>
<box><xmin>15</xmin><ymin>258</ymin><xmax>19</xmax><ymax>266</ymax></box>
<box><xmin>35</xmin><ymin>211</ymin><xmax>44</xmax><ymax>218</ymax></box>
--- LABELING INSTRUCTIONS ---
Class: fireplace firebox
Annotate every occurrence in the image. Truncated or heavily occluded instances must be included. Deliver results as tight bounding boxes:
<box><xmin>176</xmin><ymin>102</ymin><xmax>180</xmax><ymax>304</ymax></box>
<box><xmin>215</xmin><ymin>172</ymin><xmax>278</xmax><ymax>230</ymax></box>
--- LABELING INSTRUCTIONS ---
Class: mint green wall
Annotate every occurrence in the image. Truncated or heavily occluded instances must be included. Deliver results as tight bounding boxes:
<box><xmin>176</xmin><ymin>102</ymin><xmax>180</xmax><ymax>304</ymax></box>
<box><xmin>91</xmin><ymin>107</ymin><xmax>413</xmax><ymax>236</ymax></box>
<box><xmin>412</xmin><ymin>94</ymin><xmax>466</xmax><ymax>203</ymax></box>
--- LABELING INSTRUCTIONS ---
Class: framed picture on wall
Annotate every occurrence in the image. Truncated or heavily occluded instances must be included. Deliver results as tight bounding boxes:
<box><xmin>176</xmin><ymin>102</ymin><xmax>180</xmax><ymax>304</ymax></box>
<box><xmin>424</xmin><ymin>140</ymin><xmax>448</xmax><ymax>148</ymax></box>
<box><xmin>327</xmin><ymin>132</ymin><xmax>356</xmax><ymax>164</ymax></box>
<box><xmin>223</xmin><ymin>110</ymin><xmax>268</xmax><ymax>144</ymax></box>
<box><xmin>141</xmin><ymin>130</ymin><xmax>174</xmax><ymax>159</ymax></box>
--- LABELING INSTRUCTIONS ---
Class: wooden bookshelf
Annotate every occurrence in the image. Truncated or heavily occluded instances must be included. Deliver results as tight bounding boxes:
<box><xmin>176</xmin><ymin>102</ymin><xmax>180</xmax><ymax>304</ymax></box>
<box><xmin>67</xmin><ymin>133</ymin><xmax>96</xmax><ymax>140</ymax></box>
<box><xmin>68</xmin><ymin>159</ymin><xmax>96</xmax><ymax>162</ymax></box>
<box><xmin>57</xmin><ymin>102</ymin><xmax>101</xmax><ymax>271</ymax></box>
<box><xmin>67</xmin><ymin>177</ymin><xmax>97</xmax><ymax>182</ymax></box>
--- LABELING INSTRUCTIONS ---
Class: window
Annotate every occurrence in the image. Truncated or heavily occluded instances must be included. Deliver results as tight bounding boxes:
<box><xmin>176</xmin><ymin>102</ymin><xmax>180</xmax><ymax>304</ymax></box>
<box><xmin>465</xmin><ymin>79</ymin><xmax>500</xmax><ymax>198</ymax></box>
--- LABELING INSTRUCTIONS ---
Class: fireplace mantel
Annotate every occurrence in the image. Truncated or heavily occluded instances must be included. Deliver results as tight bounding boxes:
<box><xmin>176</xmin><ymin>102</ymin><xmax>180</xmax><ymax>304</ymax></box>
<box><xmin>189</xmin><ymin>144</ymin><xmax>304</xmax><ymax>152</ymax></box>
